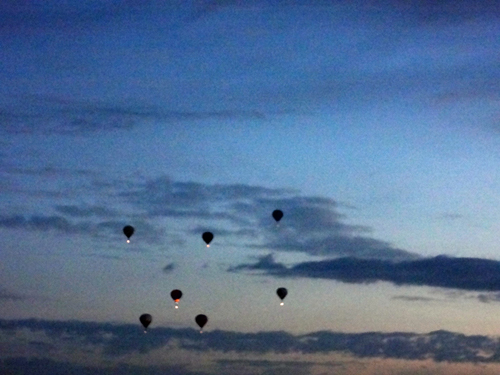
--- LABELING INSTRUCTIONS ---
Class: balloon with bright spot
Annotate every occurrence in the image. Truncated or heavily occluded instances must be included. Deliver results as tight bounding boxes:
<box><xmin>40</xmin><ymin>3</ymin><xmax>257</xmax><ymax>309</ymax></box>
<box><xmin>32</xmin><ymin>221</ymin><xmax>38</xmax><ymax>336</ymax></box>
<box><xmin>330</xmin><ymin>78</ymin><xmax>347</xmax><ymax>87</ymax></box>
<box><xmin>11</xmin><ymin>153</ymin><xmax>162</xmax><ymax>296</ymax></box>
<box><xmin>195</xmin><ymin>314</ymin><xmax>208</xmax><ymax>333</ymax></box>
<box><xmin>202</xmin><ymin>232</ymin><xmax>213</xmax><ymax>247</ymax></box>
<box><xmin>276</xmin><ymin>287</ymin><xmax>287</xmax><ymax>305</ymax></box>
<box><xmin>139</xmin><ymin>313</ymin><xmax>152</xmax><ymax>333</ymax></box>
<box><xmin>123</xmin><ymin>225</ymin><xmax>134</xmax><ymax>243</ymax></box>
<box><xmin>170</xmin><ymin>289</ymin><xmax>182</xmax><ymax>309</ymax></box>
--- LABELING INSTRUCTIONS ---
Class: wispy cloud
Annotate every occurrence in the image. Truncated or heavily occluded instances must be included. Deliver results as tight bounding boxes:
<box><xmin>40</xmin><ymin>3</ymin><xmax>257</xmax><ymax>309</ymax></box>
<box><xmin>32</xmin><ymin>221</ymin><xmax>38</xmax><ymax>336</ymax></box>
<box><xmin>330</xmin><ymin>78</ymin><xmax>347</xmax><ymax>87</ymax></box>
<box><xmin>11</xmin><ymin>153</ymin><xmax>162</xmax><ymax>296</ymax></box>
<box><xmin>163</xmin><ymin>263</ymin><xmax>176</xmax><ymax>274</ymax></box>
<box><xmin>0</xmin><ymin>96</ymin><xmax>265</xmax><ymax>136</ymax></box>
<box><xmin>0</xmin><ymin>1</ymin><xmax>210</xmax><ymax>34</ymax></box>
<box><xmin>388</xmin><ymin>0</ymin><xmax>500</xmax><ymax>25</ymax></box>
<box><xmin>54</xmin><ymin>205</ymin><xmax>119</xmax><ymax>218</ymax></box>
<box><xmin>391</xmin><ymin>295</ymin><xmax>440</xmax><ymax>302</ymax></box>
<box><xmin>0</xmin><ymin>287</ymin><xmax>26</xmax><ymax>301</ymax></box>
<box><xmin>0</xmin><ymin>214</ymin><xmax>164</xmax><ymax>245</ymax></box>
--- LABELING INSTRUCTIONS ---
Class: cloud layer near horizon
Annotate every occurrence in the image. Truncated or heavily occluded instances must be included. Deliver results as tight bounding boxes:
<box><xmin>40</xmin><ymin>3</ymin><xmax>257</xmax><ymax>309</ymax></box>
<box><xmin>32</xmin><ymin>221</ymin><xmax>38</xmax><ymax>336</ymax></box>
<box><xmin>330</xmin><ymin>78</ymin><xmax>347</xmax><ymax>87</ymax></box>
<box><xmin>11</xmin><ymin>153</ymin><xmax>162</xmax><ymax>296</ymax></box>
<box><xmin>2</xmin><ymin>318</ymin><xmax>500</xmax><ymax>364</ymax></box>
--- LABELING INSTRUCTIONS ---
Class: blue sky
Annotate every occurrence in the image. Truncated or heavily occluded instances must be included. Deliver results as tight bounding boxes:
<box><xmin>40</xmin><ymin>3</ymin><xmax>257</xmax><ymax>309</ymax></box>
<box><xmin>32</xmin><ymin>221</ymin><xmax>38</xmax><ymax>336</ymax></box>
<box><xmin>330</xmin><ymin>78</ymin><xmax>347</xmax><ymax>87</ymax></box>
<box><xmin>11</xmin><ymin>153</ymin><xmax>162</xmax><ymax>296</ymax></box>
<box><xmin>1</xmin><ymin>1</ymin><xmax>500</xmax><ymax>374</ymax></box>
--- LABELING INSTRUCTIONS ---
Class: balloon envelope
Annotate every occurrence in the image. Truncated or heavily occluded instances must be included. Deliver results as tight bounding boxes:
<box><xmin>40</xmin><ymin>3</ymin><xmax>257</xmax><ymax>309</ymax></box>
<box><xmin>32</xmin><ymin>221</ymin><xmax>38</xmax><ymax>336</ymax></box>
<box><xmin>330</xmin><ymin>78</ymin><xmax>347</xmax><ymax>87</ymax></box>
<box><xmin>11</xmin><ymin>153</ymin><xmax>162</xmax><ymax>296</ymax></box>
<box><xmin>170</xmin><ymin>289</ymin><xmax>182</xmax><ymax>301</ymax></box>
<box><xmin>139</xmin><ymin>314</ymin><xmax>152</xmax><ymax>329</ymax></box>
<box><xmin>195</xmin><ymin>314</ymin><xmax>208</xmax><ymax>329</ymax></box>
<box><xmin>202</xmin><ymin>232</ymin><xmax>213</xmax><ymax>245</ymax></box>
<box><xmin>123</xmin><ymin>225</ymin><xmax>134</xmax><ymax>239</ymax></box>
<box><xmin>272</xmin><ymin>210</ymin><xmax>283</xmax><ymax>222</ymax></box>
<box><xmin>276</xmin><ymin>287</ymin><xmax>287</xmax><ymax>300</ymax></box>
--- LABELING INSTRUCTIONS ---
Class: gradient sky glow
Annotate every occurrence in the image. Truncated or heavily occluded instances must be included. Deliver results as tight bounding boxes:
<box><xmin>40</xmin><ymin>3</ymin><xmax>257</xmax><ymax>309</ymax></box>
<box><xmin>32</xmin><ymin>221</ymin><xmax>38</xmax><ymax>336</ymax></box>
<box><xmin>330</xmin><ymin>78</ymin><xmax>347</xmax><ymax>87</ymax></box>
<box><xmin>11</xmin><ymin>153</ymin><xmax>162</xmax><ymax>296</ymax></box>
<box><xmin>2</xmin><ymin>1</ymin><xmax>500</xmax><ymax>374</ymax></box>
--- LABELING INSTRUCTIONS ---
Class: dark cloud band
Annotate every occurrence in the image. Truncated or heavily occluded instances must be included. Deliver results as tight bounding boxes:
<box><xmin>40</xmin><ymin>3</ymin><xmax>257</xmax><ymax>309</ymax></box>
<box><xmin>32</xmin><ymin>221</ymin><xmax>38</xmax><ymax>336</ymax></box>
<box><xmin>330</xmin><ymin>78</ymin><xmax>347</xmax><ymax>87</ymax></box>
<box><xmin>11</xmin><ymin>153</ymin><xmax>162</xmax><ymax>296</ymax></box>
<box><xmin>230</xmin><ymin>254</ymin><xmax>500</xmax><ymax>292</ymax></box>
<box><xmin>2</xmin><ymin>319</ymin><xmax>500</xmax><ymax>363</ymax></box>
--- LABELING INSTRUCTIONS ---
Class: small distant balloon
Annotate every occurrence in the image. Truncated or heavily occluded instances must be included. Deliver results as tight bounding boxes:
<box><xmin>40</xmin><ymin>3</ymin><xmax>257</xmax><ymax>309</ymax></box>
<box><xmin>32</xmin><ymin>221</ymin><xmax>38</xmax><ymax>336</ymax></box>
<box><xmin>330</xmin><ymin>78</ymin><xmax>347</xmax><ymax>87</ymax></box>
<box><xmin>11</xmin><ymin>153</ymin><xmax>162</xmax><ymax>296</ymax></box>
<box><xmin>276</xmin><ymin>287</ymin><xmax>287</xmax><ymax>305</ymax></box>
<box><xmin>195</xmin><ymin>314</ymin><xmax>208</xmax><ymax>333</ymax></box>
<box><xmin>170</xmin><ymin>289</ymin><xmax>182</xmax><ymax>309</ymax></box>
<box><xmin>202</xmin><ymin>232</ymin><xmax>213</xmax><ymax>247</ymax></box>
<box><xmin>272</xmin><ymin>210</ymin><xmax>283</xmax><ymax>223</ymax></box>
<box><xmin>139</xmin><ymin>313</ymin><xmax>152</xmax><ymax>332</ymax></box>
<box><xmin>123</xmin><ymin>225</ymin><xmax>134</xmax><ymax>243</ymax></box>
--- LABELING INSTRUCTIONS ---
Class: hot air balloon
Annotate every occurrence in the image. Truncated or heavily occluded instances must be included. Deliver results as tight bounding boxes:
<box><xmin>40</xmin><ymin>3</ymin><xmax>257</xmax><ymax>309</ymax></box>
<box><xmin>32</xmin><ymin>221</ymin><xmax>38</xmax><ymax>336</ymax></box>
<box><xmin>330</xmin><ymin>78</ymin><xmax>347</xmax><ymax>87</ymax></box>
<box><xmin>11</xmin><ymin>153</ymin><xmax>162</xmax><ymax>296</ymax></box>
<box><xmin>195</xmin><ymin>314</ymin><xmax>208</xmax><ymax>333</ymax></box>
<box><xmin>276</xmin><ymin>287</ymin><xmax>287</xmax><ymax>305</ymax></box>
<box><xmin>170</xmin><ymin>289</ymin><xmax>182</xmax><ymax>309</ymax></box>
<box><xmin>123</xmin><ymin>225</ymin><xmax>134</xmax><ymax>243</ymax></box>
<box><xmin>272</xmin><ymin>210</ymin><xmax>283</xmax><ymax>223</ymax></box>
<box><xmin>202</xmin><ymin>232</ymin><xmax>213</xmax><ymax>247</ymax></box>
<box><xmin>139</xmin><ymin>313</ymin><xmax>152</xmax><ymax>332</ymax></box>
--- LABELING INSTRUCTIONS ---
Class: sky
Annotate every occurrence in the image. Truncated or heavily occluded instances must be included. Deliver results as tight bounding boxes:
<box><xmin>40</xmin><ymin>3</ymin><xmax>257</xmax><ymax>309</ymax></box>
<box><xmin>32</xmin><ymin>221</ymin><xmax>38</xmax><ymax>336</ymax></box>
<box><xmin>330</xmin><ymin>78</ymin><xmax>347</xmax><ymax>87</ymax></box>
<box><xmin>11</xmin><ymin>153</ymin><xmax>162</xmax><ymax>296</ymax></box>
<box><xmin>1</xmin><ymin>0</ymin><xmax>500</xmax><ymax>374</ymax></box>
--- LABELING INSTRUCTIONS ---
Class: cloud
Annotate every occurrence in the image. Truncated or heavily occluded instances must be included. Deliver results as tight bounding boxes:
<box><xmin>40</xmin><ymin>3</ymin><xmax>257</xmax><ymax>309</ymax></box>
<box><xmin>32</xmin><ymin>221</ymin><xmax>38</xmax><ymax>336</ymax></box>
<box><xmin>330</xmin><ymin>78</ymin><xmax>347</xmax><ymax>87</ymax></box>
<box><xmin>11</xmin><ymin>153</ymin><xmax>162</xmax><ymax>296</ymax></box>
<box><xmin>163</xmin><ymin>263</ymin><xmax>176</xmax><ymax>274</ymax></box>
<box><xmin>1</xmin><ymin>170</ymin><xmax>420</xmax><ymax>260</ymax></box>
<box><xmin>121</xmin><ymin>176</ymin><xmax>289</xmax><ymax>210</ymax></box>
<box><xmin>0</xmin><ymin>357</ymin><xmax>207</xmax><ymax>375</ymax></box>
<box><xmin>0</xmin><ymin>1</ymin><xmax>199</xmax><ymax>34</ymax></box>
<box><xmin>391</xmin><ymin>295</ymin><xmax>439</xmax><ymax>302</ymax></box>
<box><xmin>229</xmin><ymin>254</ymin><xmax>287</xmax><ymax>272</ymax></box>
<box><xmin>0</xmin><ymin>96</ymin><xmax>265</xmax><ymax>136</ymax></box>
<box><xmin>246</xmin><ymin>195</ymin><xmax>419</xmax><ymax>260</ymax></box>
<box><xmin>393</xmin><ymin>291</ymin><xmax>500</xmax><ymax>304</ymax></box>
<box><xmin>387</xmin><ymin>0</ymin><xmax>500</xmax><ymax>25</ymax></box>
<box><xmin>0</xmin><ymin>287</ymin><xmax>25</xmax><ymax>301</ymax></box>
<box><xmin>4</xmin><ymin>165</ymin><xmax>96</xmax><ymax>177</ymax></box>
<box><xmin>0</xmin><ymin>165</ymin><xmax>105</xmax><ymax>200</ymax></box>
<box><xmin>476</xmin><ymin>293</ymin><xmax>500</xmax><ymax>304</ymax></box>
<box><xmin>435</xmin><ymin>213</ymin><xmax>464</xmax><ymax>221</ymax></box>
<box><xmin>2</xmin><ymin>1</ymin><xmax>498</xmax><ymax>123</ymax></box>
<box><xmin>54</xmin><ymin>205</ymin><xmax>119</xmax><ymax>218</ymax></box>
<box><xmin>2</xmin><ymin>319</ymin><xmax>500</xmax><ymax>364</ymax></box>
<box><xmin>1</xmin><ymin>101</ymin><xmax>144</xmax><ymax>135</ymax></box>
<box><xmin>0</xmin><ymin>215</ymin><xmax>74</xmax><ymax>232</ymax></box>
<box><xmin>230</xmin><ymin>254</ymin><xmax>500</xmax><ymax>292</ymax></box>
<box><xmin>3</xmin><ymin>0</ymin><xmax>496</xmax><ymax>33</ymax></box>
<box><xmin>120</xmin><ymin>177</ymin><xmax>292</xmax><ymax>227</ymax></box>
<box><xmin>0</xmin><ymin>214</ymin><xmax>164</xmax><ymax>245</ymax></box>
<box><xmin>120</xmin><ymin>177</ymin><xmax>419</xmax><ymax>261</ymax></box>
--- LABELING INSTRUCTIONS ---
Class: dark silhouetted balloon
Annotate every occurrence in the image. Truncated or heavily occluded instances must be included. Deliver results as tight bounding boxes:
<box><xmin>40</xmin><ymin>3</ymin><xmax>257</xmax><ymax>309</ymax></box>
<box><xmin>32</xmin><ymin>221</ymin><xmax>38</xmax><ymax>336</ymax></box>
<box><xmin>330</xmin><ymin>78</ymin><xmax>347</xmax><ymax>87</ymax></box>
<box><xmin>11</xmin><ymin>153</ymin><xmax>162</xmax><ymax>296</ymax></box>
<box><xmin>276</xmin><ymin>287</ymin><xmax>287</xmax><ymax>305</ymax></box>
<box><xmin>272</xmin><ymin>210</ymin><xmax>283</xmax><ymax>222</ymax></box>
<box><xmin>171</xmin><ymin>289</ymin><xmax>182</xmax><ymax>308</ymax></box>
<box><xmin>195</xmin><ymin>314</ymin><xmax>208</xmax><ymax>330</ymax></box>
<box><xmin>123</xmin><ymin>225</ymin><xmax>134</xmax><ymax>243</ymax></box>
<box><xmin>202</xmin><ymin>232</ymin><xmax>213</xmax><ymax>247</ymax></box>
<box><xmin>139</xmin><ymin>313</ymin><xmax>152</xmax><ymax>331</ymax></box>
